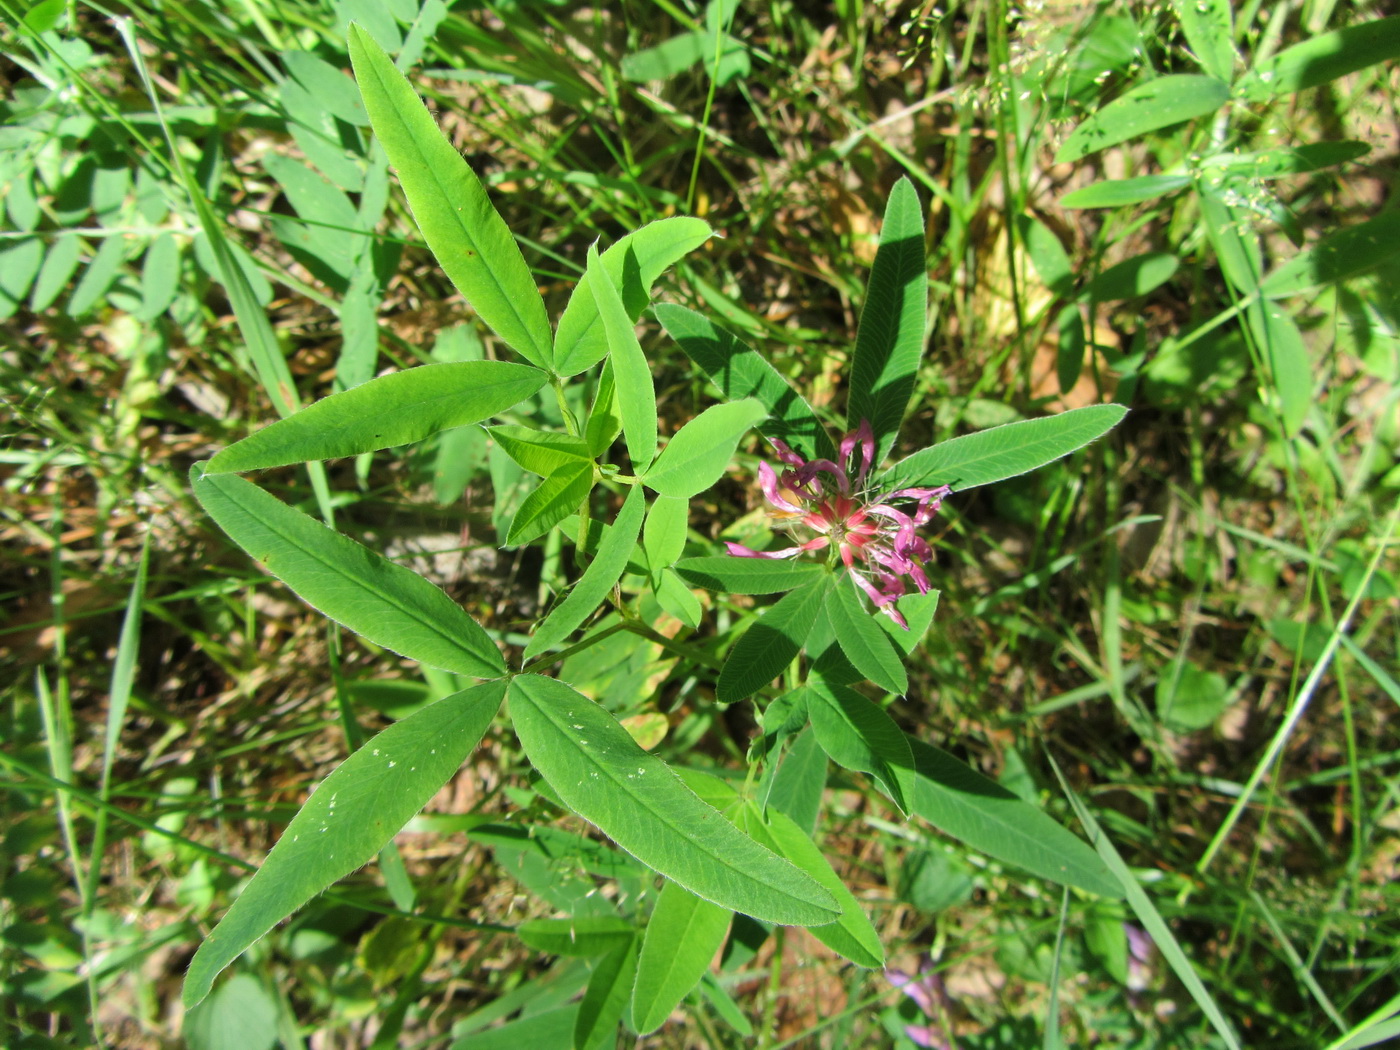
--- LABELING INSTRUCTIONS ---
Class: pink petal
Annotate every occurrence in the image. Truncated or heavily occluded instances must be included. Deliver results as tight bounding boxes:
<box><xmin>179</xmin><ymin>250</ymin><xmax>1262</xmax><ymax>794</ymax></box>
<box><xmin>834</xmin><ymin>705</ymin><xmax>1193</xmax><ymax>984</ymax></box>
<box><xmin>758</xmin><ymin>461</ymin><xmax>804</xmax><ymax>513</ymax></box>
<box><xmin>768</xmin><ymin>438</ymin><xmax>805</xmax><ymax>468</ymax></box>
<box><xmin>725</xmin><ymin>542</ymin><xmax>805</xmax><ymax>560</ymax></box>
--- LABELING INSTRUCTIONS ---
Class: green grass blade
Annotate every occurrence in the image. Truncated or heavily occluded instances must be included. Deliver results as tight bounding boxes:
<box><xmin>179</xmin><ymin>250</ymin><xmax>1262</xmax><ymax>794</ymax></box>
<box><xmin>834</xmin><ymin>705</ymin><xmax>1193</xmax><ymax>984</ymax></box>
<box><xmin>1053</xmin><ymin>74</ymin><xmax>1229</xmax><ymax>164</ymax></box>
<box><xmin>846</xmin><ymin>176</ymin><xmax>927</xmax><ymax>462</ymax></box>
<box><xmin>507</xmin><ymin>675</ymin><xmax>840</xmax><ymax>925</ymax></box>
<box><xmin>183</xmin><ymin>681</ymin><xmax>506</xmax><ymax>1008</ymax></box>
<box><xmin>191</xmin><ymin>468</ymin><xmax>505</xmax><ymax>677</ymax></box>
<box><xmin>206</xmin><ymin>362</ymin><xmax>546</xmax><ymax>473</ymax></box>
<box><xmin>348</xmin><ymin>25</ymin><xmax>553</xmax><ymax>368</ymax></box>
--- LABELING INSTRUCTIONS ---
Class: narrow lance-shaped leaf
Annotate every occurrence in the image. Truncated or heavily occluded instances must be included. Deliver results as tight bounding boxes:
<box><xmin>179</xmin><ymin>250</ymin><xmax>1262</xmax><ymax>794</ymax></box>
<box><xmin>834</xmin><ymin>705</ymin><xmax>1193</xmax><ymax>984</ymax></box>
<box><xmin>632</xmin><ymin>880</ymin><xmax>733</xmax><ymax>1035</ymax></box>
<box><xmin>1169</xmin><ymin>0</ymin><xmax>1236</xmax><ymax>84</ymax></box>
<box><xmin>742</xmin><ymin>802</ymin><xmax>885</xmax><ymax>969</ymax></box>
<box><xmin>643</xmin><ymin>494</ymin><xmax>689</xmax><ymax>585</ymax></box>
<box><xmin>348</xmin><ymin>25</ymin><xmax>553</xmax><ymax>367</ymax></box>
<box><xmin>1260</xmin><ymin>210</ymin><xmax>1400</xmax><ymax>299</ymax></box>
<box><xmin>555</xmin><ymin>217</ymin><xmax>714</xmax><ymax>377</ymax></box>
<box><xmin>807</xmin><ymin>676</ymin><xmax>913</xmax><ymax>815</ymax></box>
<box><xmin>523</xmin><ymin>485</ymin><xmax>645</xmax><ymax>659</ymax></box>
<box><xmin>183</xmin><ymin>680</ymin><xmax>506</xmax><ymax>1007</ymax></box>
<box><xmin>588</xmin><ymin>242</ymin><xmax>656</xmax><ymax>472</ymax></box>
<box><xmin>488</xmin><ymin>424</ymin><xmax>593</xmax><ymax>477</ymax></box>
<box><xmin>506</xmin><ymin>460</ymin><xmax>594</xmax><ymax>547</ymax></box>
<box><xmin>655</xmin><ymin>303</ymin><xmax>837</xmax><ymax>462</ymax></box>
<box><xmin>717</xmin><ymin>574</ymin><xmax>833</xmax><ymax>704</ymax></box>
<box><xmin>507</xmin><ymin>674</ymin><xmax>840</xmax><ymax>925</ymax></box>
<box><xmin>895</xmin><ymin>736</ymin><xmax>1121</xmax><ymax>898</ymax></box>
<box><xmin>191</xmin><ymin>467</ymin><xmax>505</xmax><ymax>678</ymax></box>
<box><xmin>847</xmin><ymin>176</ymin><xmax>927</xmax><ymax>463</ymax></box>
<box><xmin>877</xmin><ymin>404</ymin><xmax>1128</xmax><ymax>493</ymax></box>
<box><xmin>825</xmin><ymin>573</ymin><xmax>908</xmax><ymax>696</ymax></box>
<box><xmin>574</xmin><ymin>938</ymin><xmax>639</xmax><ymax>1050</ymax></box>
<box><xmin>516</xmin><ymin>917</ymin><xmax>636</xmax><ymax>956</ymax></box>
<box><xmin>1053</xmin><ymin>74</ymin><xmax>1230</xmax><ymax>165</ymax></box>
<box><xmin>642</xmin><ymin>398</ymin><xmax>767</xmax><ymax>498</ymax></box>
<box><xmin>674</xmin><ymin>555</ymin><xmax>826</xmax><ymax>595</ymax></box>
<box><xmin>206</xmin><ymin>362</ymin><xmax>547</xmax><ymax>473</ymax></box>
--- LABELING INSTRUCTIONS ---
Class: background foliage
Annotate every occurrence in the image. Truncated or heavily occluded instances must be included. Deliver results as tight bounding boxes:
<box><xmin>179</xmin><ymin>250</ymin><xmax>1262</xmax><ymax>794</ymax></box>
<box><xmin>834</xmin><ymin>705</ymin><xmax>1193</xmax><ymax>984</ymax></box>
<box><xmin>3</xmin><ymin>0</ymin><xmax>1397</xmax><ymax>1047</ymax></box>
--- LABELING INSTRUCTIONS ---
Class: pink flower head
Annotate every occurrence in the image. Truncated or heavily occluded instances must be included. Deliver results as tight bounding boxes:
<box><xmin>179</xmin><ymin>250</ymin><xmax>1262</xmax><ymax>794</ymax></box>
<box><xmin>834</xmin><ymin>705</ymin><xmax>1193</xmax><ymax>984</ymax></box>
<box><xmin>726</xmin><ymin>420</ymin><xmax>952</xmax><ymax>628</ymax></box>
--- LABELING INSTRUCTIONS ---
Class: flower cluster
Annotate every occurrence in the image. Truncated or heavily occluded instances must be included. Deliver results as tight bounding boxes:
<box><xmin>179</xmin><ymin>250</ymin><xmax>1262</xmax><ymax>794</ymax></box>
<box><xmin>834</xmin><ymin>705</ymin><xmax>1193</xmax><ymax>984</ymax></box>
<box><xmin>726</xmin><ymin>420</ymin><xmax>951</xmax><ymax>628</ymax></box>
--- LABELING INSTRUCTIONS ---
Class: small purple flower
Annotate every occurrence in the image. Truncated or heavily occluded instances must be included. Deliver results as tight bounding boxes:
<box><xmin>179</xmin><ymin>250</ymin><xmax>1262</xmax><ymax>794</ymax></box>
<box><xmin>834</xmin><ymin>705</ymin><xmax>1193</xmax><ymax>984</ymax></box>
<box><xmin>887</xmin><ymin>963</ymin><xmax>951</xmax><ymax>1049</ymax></box>
<box><xmin>726</xmin><ymin>420</ymin><xmax>951</xmax><ymax>628</ymax></box>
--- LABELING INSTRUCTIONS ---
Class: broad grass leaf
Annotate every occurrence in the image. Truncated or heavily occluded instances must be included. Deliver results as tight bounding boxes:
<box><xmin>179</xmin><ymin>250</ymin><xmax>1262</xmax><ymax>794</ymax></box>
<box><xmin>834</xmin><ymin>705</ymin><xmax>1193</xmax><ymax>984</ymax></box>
<box><xmin>1169</xmin><ymin>0</ymin><xmax>1236</xmax><ymax>83</ymax></box>
<box><xmin>1060</xmin><ymin>175</ymin><xmax>1192</xmax><ymax>209</ymax></box>
<box><xmin>1199</xmin><ymin>141</ymin><xmax>1370</xmax><ymax>180</ymax></box>
<box><xmin>674</xmin><ymin>556</ymin><xmax>826</xmax><ymax>594</ymax></box>
<box><xmin>507</xmin><ymin>675</ymin><xmax>840</xmax><ymax>925</ymax></box>
<box><xmin>808</xmin><ymin>677</ymin><xmax>913</xmax><ymax>814</ymax></box>
<box><xmin>555</xmin><ymin>217</ymin><xmax>714</xmax><ymax>376</ymax></box>
<box><xmin>825</xmin><ymin>574</ymin><xmax>908</xmax><ymax>695</ymax></box>
<box><xmin>182</xmin><ymin>681</ymin><xmax>506</xmax><ymax>1007</ymax></box>
<box><xmin>206</xmin><ymin>362</ymin><xmax>546</xmax><ymax>473</ymax></box>
<box><xmin>506</xmin><ymin>460</ymin><xmax>594</xmax><ymax>547</ymax></box>
<box><xmin>516</xmin><ymin>917</ymin><xmax>636</xmax><ymax>956</ymax></box>
<box><xmin>348</xmin><ymin>25</ymin><xmax>553</xmax><ymax>367</ymax></box>
<box><xmin>742</xmin><ymin>803</ymin><xmax>884</xmax><ymax>969</ymax></box>
<box><xmin>898</xmin><ymin>737</ymin><xmax>1121</xmax><ymax>898</ymax></box>
<box><xmin>522</xmin><ymin>485</ymin><xmax>645</xmax><ymax>658</ymax></box>
<box><xmin>1239</xmin><ymin>15</ymin><xmax>1400</xmax><ymax>101</ymax></box>
<box><xmin>642</xmin><ymin>399</ymin><xmax>767</xmax><ymax>497</ymax></box>
<box><xmin>1054</xmin><ymin>74</ymin><xmax>1229</xmax><ymax>164</ymax></box>
<box><xmin>1261</xmin><ymin>211</ymin><xmax>1400</xmax><ymax>299</ymax></box>
<box><xmin>717</xmin><ymin>575</ymin><xmax>832</xmax><ymax>703</ymax></box>
<box><xmin>587</xmin><ymin>242</ymin><xmax>656</xmax><ymax>471</ymax></box>
<box><xmin>191</xmin><ymin>468</ymin><xmax>505</xmax><ymax>677</ymax></box>
<box><xmin>489</xmin><ymin>425</ymin><xmax>593</xmax><ymax>477</ymax></box>
<box><xmin>655</xmin><ymin>303</ymin><xmax>837</xmax><ymax>462</ymax></box>
<box><xmin>1081</xmin><ymin>252</ymin><xmax>1179</xmax><ymax>302</ymax></box>
<box><xmin>1246</xmin><ymin>300</ymin><xmax>1310</xmax><ymax>437</ymax></box>
<box><xmin>847</xmin><ymin>176</ymin><xmax>927</xmax><ymax>462</ymax></box>
<box><xmin>632</xmin><ymin>880</ymin><xmax>733</xmax><ymax>1034</ymax></box>
<box><xmin>878</xmin><ymin>404</ymin><xmax>1128</xmax><ymax>492</ymax></box>
<box><xmin>574</xmin><ymin>939</ymin><xmax>639</xmax><ymax>1050</ymax></box>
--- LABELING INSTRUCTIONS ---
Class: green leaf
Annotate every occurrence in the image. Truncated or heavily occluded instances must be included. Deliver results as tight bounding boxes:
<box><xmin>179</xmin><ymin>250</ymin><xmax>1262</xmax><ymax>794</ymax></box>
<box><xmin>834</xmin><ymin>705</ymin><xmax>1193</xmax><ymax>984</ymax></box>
<box><xmin>1199</xmin><ymin>141</ymin><xmax>1371</xmax><ymax>180</ymax></box>
<box><xmin>191</xmin><ymin>468</ymin><xmax>505</xmax><ymax>677</ymax></box>
<box><xmin>655</xmin><ymin>303</ymin><xmax>837</xmax><ymax>462</ymax></box>
<box><xmin>1081</xmin><ymin>252</ymin><xmax>1179</xmax><ymax>302</ymax></box>
<box><xmin>655</xmin><ymin>568</ymin><xmax>702</xmax><ymax>629</ymax></box>
<box><xmin>632</xmin><ymin>880</ymin><xmax>733</xmax><ymax>1034</ymax></box>
<box><xmin>846</xmin><ymin>176</ymin><xmax>927</xmax><ymax>462</ymax></box>
<box><xmin>516</xmin><ymin>916</ymin><xmax>637</xmax><ymax>956</ymax></box>
<box><xmin>1261</xmin><ymin>210</ymin><xmax>1400</xmax><ymax>299</ymax></box>
<box><xmin>717</xmin><ymin>575</ymin><xmax>832</xmax><ymax>703</ymax></box>
<box><xmin>584</xmin><ymin>358</ymin><xmax>622</xmax><ymax>457</ymax></box>
<box><xmin>283</xmin><ymin>49</ymin><xmax>370</xmax><ymax>126</ymax></box>
<box><xmin>182</xmin><ymin>681</ymin><xmax>505</xmax><ymax>1007</ymax></box>
<box><xmin>742</xmin><ymin>803</ymin><xmax>884</xmax><ymax>969</ymax></box>
<box><xmin>1060</xmin><ymin>175</ymin><xmax>1192</xmax><ymax>209</ymax></box>
<box><xmin>574</xmin><ymin>939</ymin><xmax>639</xmax><ymax>1050</ymax></box>
<box><xmin>348</xmin><ymin>25</ymin><xmax>553</xmax><ymax>367</ymax></box>
<box><xmin>1157</xmin><ymin>664</ymin><xmax>1231</xmax><ymax>732</ymax></box>
<box><xmin>137</xmin><ymin>231</ymin><xmax>181</xmax><ymax>321</ymax></box>
<box><xmin>555</xmin><ymin>217</ymin><xmax>714</xmax><ymax>376</ymax></box>
<box><xmin>206</xmin><ymin>362</ymin><xmax>547</xmax><ymax>473</ymax></box>
<box><xmin>1239</xmin><ymin>15</ymin><xmax>1400</xmax><ymax>101</ymax></box>
<box><xmin>523</xmin><ymin>485</ymin><xmax>645</xmax><ymax>658</ymax></box>
<box><xmin>587</xmin><ymin>242</ymin><xmax>656</xmax><ymax>471</ymax></box>
<box><xmin>506</xmin><ymin>460</ymin><xmax>593</xmax><ymax>547</ymax></box>
<box><xmin>1016</xmin><ymin>215</ymin><xmax>1074</xmax><ymax>298</ymax></box>
<box><xmin>30</xmin><ymin>231</ymin><xmax>82</xmax><ymax>312</ymax></box>
<box><xmin>1053</xmin><ymin>74</ymin><xmax>1230</xmax><ymax>164</ymax></box>
<box><xmin>767</xmin><ymin>727</ymin><xmax>827</xmax><ymax>834</ymax></box>
<box><xmin>184</xmin><ymin>973</ymin><xmax>279</xmax><ymax>1050</ymax></box>
<box><xmin>1246</xmin><ymin>299</ymin><xmax>1310</xmax><ymax>437</ymax></box>
<box><xmin>825</xmin><ymin>575</ymin><xmax>908</xmax><ymax>695</ymax></box>
<box><xmin>674</xmin><ymin>556</ymin><xmax>826</xmax><ymax>595</ymax></box>
<box><xmin>1057</xmin><ymin>303</ymin><xmax>1085</xmax><ymax>393</ymax></box>
<box><xmin>507</xmin><ymin>675</ymin><xmax>840</xmax><ymax>925</ymax></box>
<box><xmin>808</xmin><ymin>677</ymin><xmax>913</xmax><ymax>815</ymax></box>
<box><xmin>488</xmin><ymin>425</ymin><xmax>593</xmax><ymax>477</ymax></box>
<box><xmin>642</xmin><ymin>399</ymin><xmax>767</xmax><ymax>497</ymax></box>
<box><xmin>1169</xmin><ymin>0</ymin><xmax>1236</xmax><ymax>83</ymax></box>
<box><xmin>897</xmin><ymin>737</ymin><xmax>1121</xmax><ymax>897</ymax></box>
<box><xmin>643</xmin><ymin>494</ymin><xmax>689</xmax><ymax>583</ymax></box>
<box><xmin>878</xmin><ymin>588</ymin><xmax>941</xmax><ymax>654</ymax></box>
<box><xmin>878</xmin><ymin>404</ymin><xmax>1128</xmax><ymax>492</ymax></box>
